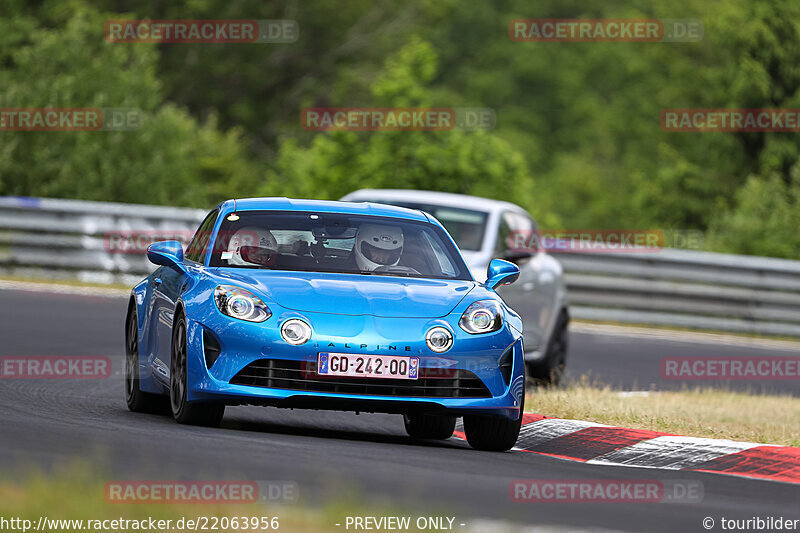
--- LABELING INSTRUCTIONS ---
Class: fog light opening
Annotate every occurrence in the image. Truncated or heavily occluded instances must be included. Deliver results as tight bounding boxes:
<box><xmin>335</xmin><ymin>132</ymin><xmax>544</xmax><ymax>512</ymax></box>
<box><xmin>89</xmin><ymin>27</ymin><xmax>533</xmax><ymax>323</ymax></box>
<box><xmin>281</xmin><ymin>319</ymin><xmax>312</xmax><ymax>345</ymax></box>
<box><xmin>426</xmin><ymin>327</ymin><xmax>453</xmax><ymax>353</ymax></box>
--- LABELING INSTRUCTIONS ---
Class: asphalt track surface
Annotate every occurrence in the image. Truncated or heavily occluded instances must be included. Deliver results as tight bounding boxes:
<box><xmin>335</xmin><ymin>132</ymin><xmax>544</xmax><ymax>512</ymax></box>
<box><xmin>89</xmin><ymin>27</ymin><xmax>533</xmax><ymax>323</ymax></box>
<box><xmin>1</xmin><ymin>288</ymin><xmax>798</xmax><ymax>532</ymax></box>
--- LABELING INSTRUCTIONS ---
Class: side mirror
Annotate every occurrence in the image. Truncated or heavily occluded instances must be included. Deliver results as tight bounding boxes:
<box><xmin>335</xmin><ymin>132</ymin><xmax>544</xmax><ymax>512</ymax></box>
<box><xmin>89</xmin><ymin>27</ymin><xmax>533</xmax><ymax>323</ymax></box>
<box><xmin>486</xmin><ymin>258</ymin><xmax>520</xmax><ymax>290</ymax></box>
<box><xmin>147</xmin><ymin>241</ymin><xmax>186</xmax><ymax>271</ymax></box>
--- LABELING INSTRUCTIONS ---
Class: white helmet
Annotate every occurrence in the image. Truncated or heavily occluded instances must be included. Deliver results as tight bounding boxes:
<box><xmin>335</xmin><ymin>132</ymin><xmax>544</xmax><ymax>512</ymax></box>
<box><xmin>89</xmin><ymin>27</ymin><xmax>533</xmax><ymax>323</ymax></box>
<box><xmin>354</xmin><ymin>223</ymin><xmax>404</xmax><ymax>271</ymax></box>
<box><xmin>226</xmin><ymin>227</ymin><xmax>278</xmax><ymax>267</ymax></box>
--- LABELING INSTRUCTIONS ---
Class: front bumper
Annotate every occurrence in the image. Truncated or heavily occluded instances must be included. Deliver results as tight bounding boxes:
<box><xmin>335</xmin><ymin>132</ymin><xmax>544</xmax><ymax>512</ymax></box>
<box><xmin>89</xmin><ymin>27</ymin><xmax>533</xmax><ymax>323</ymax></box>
<box><xmin>184</xmin><ymin>306</ymin><xmax>525</xmax><ymax>420</ymax></box>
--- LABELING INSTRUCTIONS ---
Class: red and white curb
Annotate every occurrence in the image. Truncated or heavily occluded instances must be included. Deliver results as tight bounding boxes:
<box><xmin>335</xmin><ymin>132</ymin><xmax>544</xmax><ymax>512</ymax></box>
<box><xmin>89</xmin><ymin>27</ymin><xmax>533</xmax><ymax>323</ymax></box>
<box><xmin>455</xmin><ymin>414</ymin><xmax>800</xmax><ymax>484</ymax></box>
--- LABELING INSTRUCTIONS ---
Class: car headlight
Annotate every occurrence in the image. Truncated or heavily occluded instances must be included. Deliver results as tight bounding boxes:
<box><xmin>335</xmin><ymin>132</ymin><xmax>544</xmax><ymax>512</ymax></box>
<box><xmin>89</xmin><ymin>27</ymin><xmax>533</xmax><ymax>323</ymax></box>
<box><xmin>281</xmin><ymin>319</ymin><xmax>312</xmax><ymax>345</ymax></box>
<box><xmin>426</xmin><ymin>327</ymin><xmax>453</xmax><ymax>353</ymax></box>
<box><xmin>459</xmin><ymin>300</ymin><xmax>503</xmax><ymax>334</ymax></box>
<box><xmin>214</xmin><ymin>285</ymin><xmax>271</xmax><ymax>322</ymax></box>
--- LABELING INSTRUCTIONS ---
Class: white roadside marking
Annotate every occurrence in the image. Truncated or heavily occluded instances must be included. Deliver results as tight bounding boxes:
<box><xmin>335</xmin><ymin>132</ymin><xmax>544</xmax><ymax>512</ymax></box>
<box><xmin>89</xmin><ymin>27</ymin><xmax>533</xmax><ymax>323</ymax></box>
<box><xmin>615</xmin><ymin>391</ymin><xmax>654</xmax><ymax>397</ymax></box>
<box><xmin>515</xmin><ymin>418</ymin><xmax>609</xmax><ymax>449</ymax></box>
<box><xmin>587</xmin><ymin>436</ymin><xmax>769</xmax><ymax>470</ymax></box>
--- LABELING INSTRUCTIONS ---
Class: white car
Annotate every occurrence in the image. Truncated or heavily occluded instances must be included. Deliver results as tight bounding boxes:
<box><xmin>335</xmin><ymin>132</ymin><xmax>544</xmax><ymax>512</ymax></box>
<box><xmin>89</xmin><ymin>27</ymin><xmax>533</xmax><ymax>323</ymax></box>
<box><xmin>341</xmin><ymin>189</ymin><xmax>569</xmax><ymax>384</ymax></box>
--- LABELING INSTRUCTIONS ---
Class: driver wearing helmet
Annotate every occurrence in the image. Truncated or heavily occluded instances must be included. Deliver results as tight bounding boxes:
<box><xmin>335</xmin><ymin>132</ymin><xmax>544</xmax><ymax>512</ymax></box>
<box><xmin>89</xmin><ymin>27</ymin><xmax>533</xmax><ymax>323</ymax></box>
<box><xmin>226</xmin><ymin>227</ymin><xmax>279</xmax><ymax>267</ymax></box>
<box><xmin>354</xmin><ymin>223</ymin><xmax>404</xmax><ymax>271</ymax></box>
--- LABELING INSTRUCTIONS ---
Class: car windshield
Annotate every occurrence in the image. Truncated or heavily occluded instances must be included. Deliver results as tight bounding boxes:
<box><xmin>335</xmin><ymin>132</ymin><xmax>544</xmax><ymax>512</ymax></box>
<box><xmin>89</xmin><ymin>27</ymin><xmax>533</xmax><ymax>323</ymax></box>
<box><xmin>362</xmin><ymin>201</ymin><xmax>488</xmax><ymax>252</ymax></box>
<box><xmin>209</xmin><ymin>210</ymin><xmax>472</xmax><ymax>281</ymax></box>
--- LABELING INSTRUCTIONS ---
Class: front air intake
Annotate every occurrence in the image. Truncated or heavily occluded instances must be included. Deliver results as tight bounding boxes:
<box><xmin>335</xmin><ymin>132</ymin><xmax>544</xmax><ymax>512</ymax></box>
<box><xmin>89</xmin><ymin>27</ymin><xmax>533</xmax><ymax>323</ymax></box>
<box><xmin>203</xmin><ymin>330</ymin><xmax>222</xmax><ymax>369</ymax></box>
<box><xmin>499</xmin><ymin>347</ymin><xmax>513</xmax><ymax>385</ymax></box>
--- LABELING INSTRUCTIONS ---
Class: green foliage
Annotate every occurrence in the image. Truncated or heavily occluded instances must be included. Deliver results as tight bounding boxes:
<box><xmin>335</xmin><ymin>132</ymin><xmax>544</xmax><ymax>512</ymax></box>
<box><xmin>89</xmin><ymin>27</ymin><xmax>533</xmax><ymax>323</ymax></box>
<box><xmin>709</xmin><ymin>171</ymin><xmax>800</xmax><ymax>258</ymax></box>
<box><xmin>0</xmin><ymin>5</ymin><xmax>259</xmax><ymax>207</ymax></box>
<box><xmin>261</xmin><ymin>38</ymin><xmax>539</xmax><ymax>221</ymax></box>
<box><xmin>3</xmin><ymin>0</ymin><xmax>800</xmax><ymax>258</ymax></box>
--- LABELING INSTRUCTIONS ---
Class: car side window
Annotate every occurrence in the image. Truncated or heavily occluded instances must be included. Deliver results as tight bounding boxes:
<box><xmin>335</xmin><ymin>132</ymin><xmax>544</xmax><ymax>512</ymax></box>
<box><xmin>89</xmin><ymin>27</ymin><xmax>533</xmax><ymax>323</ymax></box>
<box><xmin>494</xmin><ymin>214</ymin><xmax>512</xmax><ymax>257</ymax></box>
<box><xmin>185</xmin><ymin>209</ymin><xmax>219</xmax><ymax>263</ymax></box>
<box><xmin>421</xmin><ymin>231</ymin><xmax>457</xmax><ymax>277</ymax></box>
<box><xmin>496</xmin><ymin>211</ymin><xmax>539</xmax><ymax>257</ymax></box>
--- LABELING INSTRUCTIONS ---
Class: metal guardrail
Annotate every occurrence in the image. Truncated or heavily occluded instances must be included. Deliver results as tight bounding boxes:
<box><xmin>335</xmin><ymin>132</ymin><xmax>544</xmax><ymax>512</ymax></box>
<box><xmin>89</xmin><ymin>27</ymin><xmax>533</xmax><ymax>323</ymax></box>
<box><xmin>1</xmin><ymin>196</ymin><xmax>799</xmax><ymax>337</ymax></box>
<box><xmin>553</xmin><ymin>250</ymin><xmax>800</xmax><ymax>337</ymax></box>
<box><xmin>0</xmin><ymin>196</ymin><xmax>205</xmax><ymax>286</ymax></box>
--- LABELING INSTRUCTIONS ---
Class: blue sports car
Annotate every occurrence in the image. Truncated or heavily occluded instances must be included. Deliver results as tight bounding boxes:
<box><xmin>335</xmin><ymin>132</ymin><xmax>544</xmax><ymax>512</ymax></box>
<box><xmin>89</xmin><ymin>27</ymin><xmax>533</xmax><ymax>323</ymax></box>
<box><xmin>125</xmin><ymin>198</ymin><xmax>526</xmax><ymax>451</ymax></box>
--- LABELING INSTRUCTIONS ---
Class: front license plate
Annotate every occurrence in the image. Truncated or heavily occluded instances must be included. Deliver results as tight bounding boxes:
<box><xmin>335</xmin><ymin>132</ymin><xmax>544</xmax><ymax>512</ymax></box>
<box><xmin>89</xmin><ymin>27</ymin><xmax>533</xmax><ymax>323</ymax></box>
<box><xmin>317</xmin><ymin>352</ymin><xmax>419</xmax><ymax>380</ymax></box>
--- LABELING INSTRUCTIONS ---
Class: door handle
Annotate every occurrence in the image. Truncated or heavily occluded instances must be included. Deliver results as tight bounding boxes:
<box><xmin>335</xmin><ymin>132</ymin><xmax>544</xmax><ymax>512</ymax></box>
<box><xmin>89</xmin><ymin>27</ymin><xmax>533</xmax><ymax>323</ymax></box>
<box><xmin>153</xmin><ymin>278</ymin><xmax>162</xmax><ymax>289</ymax></box>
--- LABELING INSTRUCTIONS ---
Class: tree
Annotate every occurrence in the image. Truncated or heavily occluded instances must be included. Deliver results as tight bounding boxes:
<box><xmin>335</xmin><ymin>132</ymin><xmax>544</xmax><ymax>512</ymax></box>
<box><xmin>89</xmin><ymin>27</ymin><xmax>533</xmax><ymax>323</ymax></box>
<box><xmin>0</xmin><ymin>5</ymin><xmax>259</xmax><ymax>207</ymax></box>
<box><xmin>709</xmin><ymin>170</ymin><xmax>800</xmax><ymax>258</ymax></box>
<box><xmin>261</xmin><ymin>38</ymin><xmax>550</xmax><ymax>224</ymax></box>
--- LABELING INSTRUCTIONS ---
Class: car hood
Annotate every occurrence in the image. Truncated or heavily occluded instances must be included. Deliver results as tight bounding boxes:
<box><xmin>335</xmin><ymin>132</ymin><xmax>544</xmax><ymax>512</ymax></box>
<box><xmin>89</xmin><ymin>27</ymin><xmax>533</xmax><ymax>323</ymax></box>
<box><xmin>210</xmin><ymin>269</ymin><xmax>476</xmax><ymax>318</ymax></box>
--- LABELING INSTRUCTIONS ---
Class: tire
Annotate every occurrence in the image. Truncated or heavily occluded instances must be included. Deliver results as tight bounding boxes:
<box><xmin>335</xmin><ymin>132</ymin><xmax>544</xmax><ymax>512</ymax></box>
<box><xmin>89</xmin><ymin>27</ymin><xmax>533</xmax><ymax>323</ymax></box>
<box><xmin>125</xmin><ymin>305</ymin><xmax>167</xmax><ymax>414</ymax></box>
<box><xmin>463</xmin><ymin>391</ymin><xmax>523</xmax><ymax>452</ymax></box>
<box><xmin>403</xmin><ymin>413</ymin><xmax>457</xmax><ymax>440</ymax></box>
<box><xmin>527</xmin><ymin>311</ymin><xmax>568</xmax><ymax>386</ymax></box>
<box><xmin>170</xmin><ymin>312</ymin><xmax>225</xmax><ymax>427</ymax></box>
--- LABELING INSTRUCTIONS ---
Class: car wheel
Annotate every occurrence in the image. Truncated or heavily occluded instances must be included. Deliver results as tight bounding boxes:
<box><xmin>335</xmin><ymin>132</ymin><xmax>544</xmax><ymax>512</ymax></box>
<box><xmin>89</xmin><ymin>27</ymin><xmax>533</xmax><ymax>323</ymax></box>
<box><xmin>403</xmin><ymin>413</ymin><xmax>457</xmax><ymax>440</ymax></box>
<box><xmin>463</xmin><ymin>388</ymin><xmax>524</xmax><ymax>452</ymax></box>
<box><xmin>527</xmin><ymin>311</ymin><xmax>568</xmax><ymax>386</ymax></box>
<box><xmin>125</xmin><ymin>305</ymin><xmax>167</xmax><ymax>413</ymax></box>
<box><xmin>170</xmin><ymin>312</ymin><xmax>225</xmax><ymax>427</ymax></box>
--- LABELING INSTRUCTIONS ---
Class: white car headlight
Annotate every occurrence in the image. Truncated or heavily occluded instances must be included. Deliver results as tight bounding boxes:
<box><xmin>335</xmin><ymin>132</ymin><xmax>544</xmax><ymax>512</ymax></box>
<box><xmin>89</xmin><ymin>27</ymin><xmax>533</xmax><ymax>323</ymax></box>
<box><xmin>214</xmin><ymin>285</ymin><xmax>271</xmax><ymax>322</ymax></box>
<box><xmin>281</xmin><ymin>319</ymin><xmax>312</xmax><ymax>345</ymax></box>
<box><xmin>459</xmin><ymin>300</ymin><xmax>503</xmax><ymax>334</ymax></box>
<box><xmin>426</xmin><ymin>326</ymin><xmax>453</xmax><ymax>353</ymax></box>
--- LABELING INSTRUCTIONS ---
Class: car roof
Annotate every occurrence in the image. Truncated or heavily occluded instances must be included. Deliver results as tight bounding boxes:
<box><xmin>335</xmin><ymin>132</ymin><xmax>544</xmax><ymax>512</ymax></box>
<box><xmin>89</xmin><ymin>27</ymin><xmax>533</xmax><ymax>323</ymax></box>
<box><xmin>216</xmin><ymin>197</ymin><xmax>430</xmax><ymax>222</ymax></box>
<box><xmin>341</xmin><ymin>189</ymin><xmax>526</xmax><ymax>214</ymax></box>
